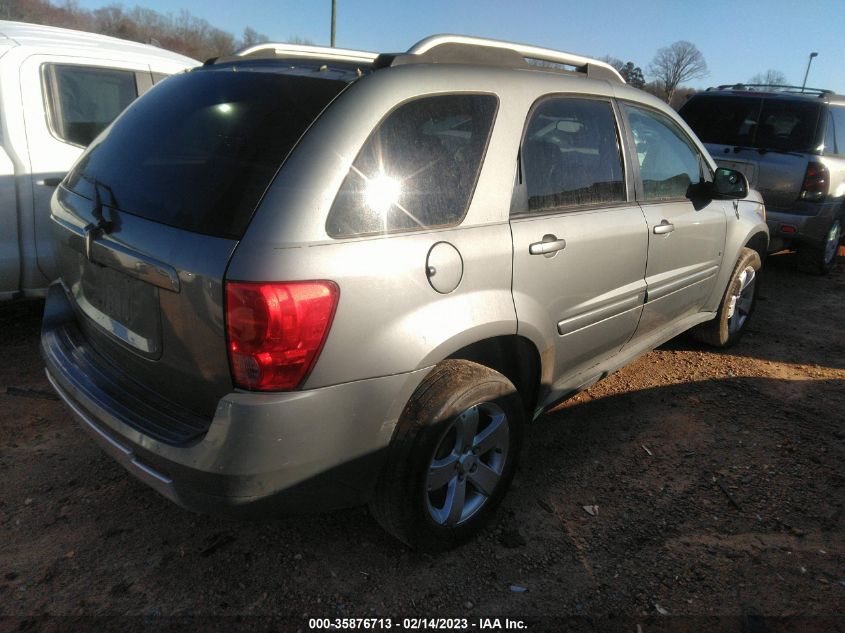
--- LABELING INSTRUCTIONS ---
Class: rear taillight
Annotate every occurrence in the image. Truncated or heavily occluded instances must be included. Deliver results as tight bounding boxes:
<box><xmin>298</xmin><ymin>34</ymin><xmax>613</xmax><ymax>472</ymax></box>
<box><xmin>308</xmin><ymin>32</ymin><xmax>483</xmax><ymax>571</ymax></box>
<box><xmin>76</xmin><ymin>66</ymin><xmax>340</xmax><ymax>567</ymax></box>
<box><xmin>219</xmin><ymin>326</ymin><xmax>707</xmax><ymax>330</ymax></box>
<box><xmin>225</xmin><ymin>281</ymin><xmax>339</xmax><ymax>391</ymax></box>
<box><xmin>799</xmin><ymin>162</ymin><xmax>829</xmax><ymax>201</ymax></box>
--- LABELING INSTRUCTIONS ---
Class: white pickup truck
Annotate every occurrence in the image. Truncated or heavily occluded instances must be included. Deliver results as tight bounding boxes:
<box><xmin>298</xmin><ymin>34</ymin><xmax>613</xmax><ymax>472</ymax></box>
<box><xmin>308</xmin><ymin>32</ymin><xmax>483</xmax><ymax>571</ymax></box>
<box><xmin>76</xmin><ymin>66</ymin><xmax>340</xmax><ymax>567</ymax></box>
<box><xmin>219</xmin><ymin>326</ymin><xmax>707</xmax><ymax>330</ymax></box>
<box><xmin>0</xmin><ymin>21</ymin><xmax>197</xmax><ymax>300</ymax></box>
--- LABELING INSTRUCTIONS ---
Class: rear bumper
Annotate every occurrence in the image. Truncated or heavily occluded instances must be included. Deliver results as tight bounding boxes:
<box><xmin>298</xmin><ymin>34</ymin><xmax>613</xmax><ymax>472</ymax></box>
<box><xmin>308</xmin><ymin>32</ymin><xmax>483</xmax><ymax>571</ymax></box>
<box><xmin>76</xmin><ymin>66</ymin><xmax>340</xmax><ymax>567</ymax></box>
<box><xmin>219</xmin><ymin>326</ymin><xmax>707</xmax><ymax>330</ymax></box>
<box><xmin>42</xmin><ymin>282</ymin><xmax>431</xmax><ymax>517</ymax></box>
<box><xmin>765</xmin><ymin>200</ymin><xmax>841</xmax><ymax>251</ymax></box>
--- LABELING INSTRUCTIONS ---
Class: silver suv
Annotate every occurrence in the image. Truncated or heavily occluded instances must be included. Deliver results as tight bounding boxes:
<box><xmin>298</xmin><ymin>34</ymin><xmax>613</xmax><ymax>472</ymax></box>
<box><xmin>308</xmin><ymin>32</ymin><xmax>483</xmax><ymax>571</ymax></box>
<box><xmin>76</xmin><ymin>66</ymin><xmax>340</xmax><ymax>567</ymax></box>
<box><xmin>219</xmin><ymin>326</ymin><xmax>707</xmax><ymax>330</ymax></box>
<box><xmin>680</xmin><ymin>85</ymin><xmax>845</xmax><ymax>274</ymax></box>
<box><xmin>42</xmin><ymin>35</ymin><xmax>769</xmax><ymax>550</ymax></box>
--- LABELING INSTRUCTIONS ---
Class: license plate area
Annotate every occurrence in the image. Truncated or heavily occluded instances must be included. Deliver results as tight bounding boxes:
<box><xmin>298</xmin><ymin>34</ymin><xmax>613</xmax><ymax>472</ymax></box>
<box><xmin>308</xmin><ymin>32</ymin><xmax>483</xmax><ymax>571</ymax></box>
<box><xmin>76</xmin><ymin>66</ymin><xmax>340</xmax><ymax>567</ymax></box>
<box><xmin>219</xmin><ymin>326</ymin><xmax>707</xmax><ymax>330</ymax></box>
<box><xmin>71</xmin><ymin>255</ymin><xmax>163</xmax><ymax>358</ymax></box>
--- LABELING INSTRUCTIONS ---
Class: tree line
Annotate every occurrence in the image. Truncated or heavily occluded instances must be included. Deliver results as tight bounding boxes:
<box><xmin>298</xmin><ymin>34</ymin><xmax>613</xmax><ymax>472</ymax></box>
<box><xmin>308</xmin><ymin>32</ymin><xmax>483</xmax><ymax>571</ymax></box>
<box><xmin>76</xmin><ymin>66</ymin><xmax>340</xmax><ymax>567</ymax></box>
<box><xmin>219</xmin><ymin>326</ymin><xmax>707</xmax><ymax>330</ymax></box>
<box><xmin>1</xmin><ymin>3</ymin><xmax>788</xmax><ymax>102</ymax></box>
<box><xmin>0</xmin><ymin>0</ymin><xmax>285</xmax><ymax>60</ymax></box>
<box><xmin>603</xmin><ymin>41</ymin><xmax>787</xmax><ymax>108</ymax></box>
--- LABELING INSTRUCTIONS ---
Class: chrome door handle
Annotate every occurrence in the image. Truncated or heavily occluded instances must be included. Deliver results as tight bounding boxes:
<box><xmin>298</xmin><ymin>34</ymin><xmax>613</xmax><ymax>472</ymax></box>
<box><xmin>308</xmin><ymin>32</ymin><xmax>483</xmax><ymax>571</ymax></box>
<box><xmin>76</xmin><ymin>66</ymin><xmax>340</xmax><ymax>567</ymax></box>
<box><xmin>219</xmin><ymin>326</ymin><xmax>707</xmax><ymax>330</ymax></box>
<box><xmin>529</xmin><ymin>235</ymin><xmax>567</xmax><ymax>256</ymax></box>
<box><xmin>653</xmin><ymin>220</ymin><xmax>675</xmax><ymax>235</ymax></box>
<box><xmin>37</xmin><ymin>177</ymin><xmax>63</xmax><ymax>187</ymax></box>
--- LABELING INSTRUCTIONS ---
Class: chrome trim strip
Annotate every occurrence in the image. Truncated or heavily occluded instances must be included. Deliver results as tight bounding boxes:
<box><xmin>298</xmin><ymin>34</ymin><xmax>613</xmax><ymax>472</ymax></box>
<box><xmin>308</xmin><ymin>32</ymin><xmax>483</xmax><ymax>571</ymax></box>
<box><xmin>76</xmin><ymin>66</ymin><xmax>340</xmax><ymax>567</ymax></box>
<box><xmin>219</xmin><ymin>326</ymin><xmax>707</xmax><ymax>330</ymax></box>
<box><xmin>54</xmin><ymin>215</ymin><xmax>180</xmax><ymax>292</ymax></box>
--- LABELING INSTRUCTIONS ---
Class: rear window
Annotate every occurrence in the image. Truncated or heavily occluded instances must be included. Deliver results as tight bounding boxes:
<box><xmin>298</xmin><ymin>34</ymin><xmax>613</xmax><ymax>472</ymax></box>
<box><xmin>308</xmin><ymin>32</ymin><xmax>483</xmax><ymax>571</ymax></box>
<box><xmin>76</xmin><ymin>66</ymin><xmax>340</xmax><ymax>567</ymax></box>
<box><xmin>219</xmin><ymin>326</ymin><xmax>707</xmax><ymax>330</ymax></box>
<box><xmin>65</xmin><ymin>69</ymin><xmax>347</xmax><ymax>239</ymax></box>
<box><xmin>326</xmin><ymin>94</ymin><xmax>497</xmax><ymax>238</ymax></box>
<box><xmin>680</xmin><ymin>95</ymin><xmax>822</xmax><ymax>153</ymax></box>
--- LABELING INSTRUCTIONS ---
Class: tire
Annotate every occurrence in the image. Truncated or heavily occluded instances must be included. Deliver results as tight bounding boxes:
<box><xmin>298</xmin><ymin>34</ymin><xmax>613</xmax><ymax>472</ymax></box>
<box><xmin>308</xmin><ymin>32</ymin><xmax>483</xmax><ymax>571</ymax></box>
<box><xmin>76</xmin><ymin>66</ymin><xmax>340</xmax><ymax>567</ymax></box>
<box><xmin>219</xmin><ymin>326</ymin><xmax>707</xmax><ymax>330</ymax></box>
<box><xmin>369</xmin><ymin>360</ymin><xmax>524</xmax><ymax>551</ymax></box>
<box><xmin>692</xmin><ymin>247</ymin><xmax>761</xmax><ymax>348</ymax></box>
<box><xmin>796</xmin><ymin>218</ymin><xmax>841</xmax><ymax>275</ymax></box>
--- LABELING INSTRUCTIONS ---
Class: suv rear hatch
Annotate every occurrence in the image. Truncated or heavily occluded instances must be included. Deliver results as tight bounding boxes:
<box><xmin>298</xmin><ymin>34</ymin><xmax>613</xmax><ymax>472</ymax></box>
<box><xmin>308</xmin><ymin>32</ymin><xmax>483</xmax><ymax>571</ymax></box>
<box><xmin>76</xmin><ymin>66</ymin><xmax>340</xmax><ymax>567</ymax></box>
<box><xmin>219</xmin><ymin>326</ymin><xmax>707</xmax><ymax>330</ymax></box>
<box><xmin>47</xmin><ymin>65</ymin><xmax>349</xmax><ymax>441</ymax></box>
<box><xmin>680</xmin><ymin>94</ymin><xmax>823</xmax><ymax>208</ymax></box>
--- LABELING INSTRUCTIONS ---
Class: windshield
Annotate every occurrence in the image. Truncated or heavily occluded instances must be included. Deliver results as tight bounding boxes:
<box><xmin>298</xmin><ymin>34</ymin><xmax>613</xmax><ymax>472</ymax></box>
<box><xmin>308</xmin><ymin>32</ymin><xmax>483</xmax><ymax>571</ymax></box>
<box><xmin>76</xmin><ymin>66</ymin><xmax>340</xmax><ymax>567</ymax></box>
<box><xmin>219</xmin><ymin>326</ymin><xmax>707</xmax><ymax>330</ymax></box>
<box><xmin>65</xmin><ymin>68</ymin><xmax>348</xmax><ymax>239</ymax></box>
<box><xmin>680</xmin><ymin>95</ymin><xmax>822</xmax><ymax>154</ymax></box>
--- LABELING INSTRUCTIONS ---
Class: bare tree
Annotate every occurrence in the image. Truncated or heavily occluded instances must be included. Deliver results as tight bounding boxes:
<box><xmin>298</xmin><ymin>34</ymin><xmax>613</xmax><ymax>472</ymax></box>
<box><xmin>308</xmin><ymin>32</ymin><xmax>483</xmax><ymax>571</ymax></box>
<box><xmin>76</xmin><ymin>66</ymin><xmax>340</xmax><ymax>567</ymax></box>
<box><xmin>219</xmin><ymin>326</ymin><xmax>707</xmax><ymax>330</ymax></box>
<box><xmin>286</xmin><ymin>35</ymin><xmax>315</xmax><ymax>45</ymax></box>
<box><xmin>599</xmin><ymin>55</ymin><xmax>624</xmax><ymax>71</ymax></box>
<box><xmin>748</xmin><ymin>69</ymin><xmax>787</xmax><ymax>87</ymax></box>
<box><xmin>5</xmin><ymin>0</ymin><xmax>260</xmax><ymax>59</ymax></box>
<box><xmin>648</xmin><ymin>41</ymin><xmax>708</xmax><ymax>103</ymax></box>
<box><xmin>237</xmin><ymin>27</ymin><xmax>269</xmax><ymax>51</ymax></box>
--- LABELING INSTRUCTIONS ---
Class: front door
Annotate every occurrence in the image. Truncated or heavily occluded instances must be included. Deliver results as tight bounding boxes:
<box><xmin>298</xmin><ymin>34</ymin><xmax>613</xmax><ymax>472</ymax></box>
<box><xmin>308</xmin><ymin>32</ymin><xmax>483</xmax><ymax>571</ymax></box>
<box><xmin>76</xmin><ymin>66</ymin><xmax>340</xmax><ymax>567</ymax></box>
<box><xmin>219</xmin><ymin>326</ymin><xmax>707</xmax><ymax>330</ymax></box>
<box><xmin>619</xmin><ymin>103</ymin><xmax>728</xmax><ymax>344</ymax></box>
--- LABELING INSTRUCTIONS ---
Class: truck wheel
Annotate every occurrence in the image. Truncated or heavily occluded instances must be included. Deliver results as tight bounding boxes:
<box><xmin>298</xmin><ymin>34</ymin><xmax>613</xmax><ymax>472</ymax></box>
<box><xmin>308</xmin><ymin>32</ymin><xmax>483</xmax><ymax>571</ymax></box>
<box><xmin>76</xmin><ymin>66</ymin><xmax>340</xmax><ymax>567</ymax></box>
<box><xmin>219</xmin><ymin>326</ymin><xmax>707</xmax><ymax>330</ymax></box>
<box><xmin>797</xmin><ymin>219</ymin><xmax>840</xmax><ymax>275</ymax></box>
<box><xmin>692</xmin><ymin>247</ymin><xmax>761</xmax><ymax>348</ymax></box>
<box><xmin>370</xmin><ymin>360</ymin><xmax>523</xmax><ymax>551</ymax></box>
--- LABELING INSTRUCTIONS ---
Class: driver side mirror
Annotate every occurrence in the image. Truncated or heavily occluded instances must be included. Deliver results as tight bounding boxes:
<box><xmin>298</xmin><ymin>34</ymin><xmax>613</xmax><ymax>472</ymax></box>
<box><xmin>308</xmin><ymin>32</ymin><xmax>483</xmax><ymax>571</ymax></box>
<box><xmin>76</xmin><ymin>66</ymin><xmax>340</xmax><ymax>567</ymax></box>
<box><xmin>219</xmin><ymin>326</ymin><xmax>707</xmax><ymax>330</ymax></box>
<box><xmin>712</xmin><ymin>167</ymin><xmax>748</xmax><ymax>199</ymax></box>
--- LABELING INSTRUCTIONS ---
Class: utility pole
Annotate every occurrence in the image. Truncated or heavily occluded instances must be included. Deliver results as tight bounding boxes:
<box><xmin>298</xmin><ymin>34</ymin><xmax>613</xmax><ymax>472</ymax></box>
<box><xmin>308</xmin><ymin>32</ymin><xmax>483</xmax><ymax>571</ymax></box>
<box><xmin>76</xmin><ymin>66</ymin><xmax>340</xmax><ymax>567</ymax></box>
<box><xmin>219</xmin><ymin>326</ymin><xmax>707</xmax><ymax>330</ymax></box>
<box><xmin>801</xmin><ymin>52</ymin><xmax>818</xmax><ymax>92</ymax></box>
<box><xmin>331</xmin><ymin>0</ymin><xmax>336</xmax><ymax>47</ymax></box>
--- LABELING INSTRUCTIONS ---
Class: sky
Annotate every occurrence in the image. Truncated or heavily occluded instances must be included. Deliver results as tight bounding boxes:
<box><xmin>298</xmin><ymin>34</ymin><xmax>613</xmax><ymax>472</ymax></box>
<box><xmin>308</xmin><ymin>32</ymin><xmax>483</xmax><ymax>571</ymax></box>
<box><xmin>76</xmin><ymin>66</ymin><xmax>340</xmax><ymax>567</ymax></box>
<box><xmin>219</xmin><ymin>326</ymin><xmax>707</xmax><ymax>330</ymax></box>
<box><xmin>74</xmin><ymin>0</ymin><xmax>845</xmax><ymax>95</ymax></box>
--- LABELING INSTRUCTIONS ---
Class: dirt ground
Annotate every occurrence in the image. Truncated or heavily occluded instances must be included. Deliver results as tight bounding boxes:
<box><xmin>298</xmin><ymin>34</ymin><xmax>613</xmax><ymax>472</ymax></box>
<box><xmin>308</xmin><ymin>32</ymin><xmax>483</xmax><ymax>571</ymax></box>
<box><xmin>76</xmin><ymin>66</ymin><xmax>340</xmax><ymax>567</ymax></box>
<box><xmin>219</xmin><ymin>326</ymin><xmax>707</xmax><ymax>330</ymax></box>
<box><xmin>1</xmin><ymin>252</ymin><xmax>843</xmax><ymax>633</ymax></box>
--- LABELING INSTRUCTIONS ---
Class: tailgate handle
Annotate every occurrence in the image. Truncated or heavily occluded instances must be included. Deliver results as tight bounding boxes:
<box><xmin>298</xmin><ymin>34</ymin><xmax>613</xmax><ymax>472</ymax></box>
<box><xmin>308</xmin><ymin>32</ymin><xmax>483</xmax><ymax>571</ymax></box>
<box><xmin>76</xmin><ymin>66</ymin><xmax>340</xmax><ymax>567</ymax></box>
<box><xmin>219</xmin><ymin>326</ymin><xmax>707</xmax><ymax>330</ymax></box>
<box><xmin>55</xmin><ymin>216</ymin><xmax>180</xmax><ymax>293</ymax></box>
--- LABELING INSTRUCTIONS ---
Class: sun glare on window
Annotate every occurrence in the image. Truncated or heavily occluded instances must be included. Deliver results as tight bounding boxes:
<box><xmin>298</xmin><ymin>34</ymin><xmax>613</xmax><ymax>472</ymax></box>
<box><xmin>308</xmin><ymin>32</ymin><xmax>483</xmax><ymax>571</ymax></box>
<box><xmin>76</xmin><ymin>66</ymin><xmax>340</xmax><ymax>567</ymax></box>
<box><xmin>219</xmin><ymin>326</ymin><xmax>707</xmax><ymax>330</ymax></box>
<box><xmin>364</xmin><ymin>173</ymin><xmax>402</xmax><ymax>215</ymax></box>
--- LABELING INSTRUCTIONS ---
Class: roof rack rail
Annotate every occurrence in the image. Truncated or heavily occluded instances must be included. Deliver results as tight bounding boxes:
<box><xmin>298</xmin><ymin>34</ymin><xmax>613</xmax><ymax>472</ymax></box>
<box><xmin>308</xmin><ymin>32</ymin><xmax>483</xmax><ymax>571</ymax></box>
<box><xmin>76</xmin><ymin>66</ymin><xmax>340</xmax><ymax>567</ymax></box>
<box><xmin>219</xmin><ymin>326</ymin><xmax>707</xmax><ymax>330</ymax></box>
<box><xmin>707</xmin><ymin>83</ymin><xmax>833</xmax><ymax>96</ymax></box>
<box><xmin>233</xmin><ymin>42</ymin><xmax>378</xmax><ymax>64</ymax></box>
<box><xmin>376</xmin><ymin>34</ymin><xmax>624</xmax><ymax>83</ymax></box>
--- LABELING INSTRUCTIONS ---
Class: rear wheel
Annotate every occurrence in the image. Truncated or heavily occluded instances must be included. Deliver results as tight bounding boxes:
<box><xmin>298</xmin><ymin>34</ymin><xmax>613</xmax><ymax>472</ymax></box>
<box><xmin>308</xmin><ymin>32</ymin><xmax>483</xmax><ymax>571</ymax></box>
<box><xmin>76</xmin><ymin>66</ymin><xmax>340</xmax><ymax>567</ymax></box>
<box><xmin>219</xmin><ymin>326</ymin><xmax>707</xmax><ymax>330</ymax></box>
<box><xmin>797</xmin><ymin>219</ymin><xmax>841</xmax><ymax>275</ymax></box>
<box><xmin>692</xmin><ymin>247</ymin><xmax>761</xmax><ymax>348</ymax></box>
<box><xmin>369</xmin><ymin>360</ymin><xmax>523</xmax><ymax>551</ymax></box>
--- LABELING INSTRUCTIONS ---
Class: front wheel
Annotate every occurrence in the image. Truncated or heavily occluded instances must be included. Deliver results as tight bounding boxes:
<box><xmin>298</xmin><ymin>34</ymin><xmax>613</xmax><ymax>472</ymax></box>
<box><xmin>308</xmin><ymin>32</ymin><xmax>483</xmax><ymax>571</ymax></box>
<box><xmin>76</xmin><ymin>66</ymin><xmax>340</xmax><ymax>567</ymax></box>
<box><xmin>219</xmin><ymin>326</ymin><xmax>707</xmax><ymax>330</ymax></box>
<box><xmin>692</xmin><ymin>247</ymin><xmax>761</xmax><ymax>348</ymax></box>
<box><xmin>369</xmin><ymin>360</ymin><xmax>524</xmax><ymax>551</ymax></box>
<box><xmin>797</xmin><ymin>219</ymin><xmax>841</xmax><ymax>275</ymax></box>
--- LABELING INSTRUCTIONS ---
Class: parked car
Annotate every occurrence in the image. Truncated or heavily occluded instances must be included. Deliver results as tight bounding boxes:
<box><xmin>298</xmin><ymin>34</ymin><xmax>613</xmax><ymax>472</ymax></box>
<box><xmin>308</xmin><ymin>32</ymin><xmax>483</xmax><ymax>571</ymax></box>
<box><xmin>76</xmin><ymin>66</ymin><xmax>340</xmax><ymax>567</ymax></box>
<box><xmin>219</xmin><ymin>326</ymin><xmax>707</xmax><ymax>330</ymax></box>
<box><xmin>680</xmin><ymin>84</ymin><xmax>845</xmax><ymax>274</ymax></box>
<box><xmin>42</xmin><ymin>35</ymin><xmax>768</xmax><ymax>550</ymax></box>
<box><xmin>0</xmin><ymin>20</ymin><xmax>197</xmax><ymax>301</ymax></box>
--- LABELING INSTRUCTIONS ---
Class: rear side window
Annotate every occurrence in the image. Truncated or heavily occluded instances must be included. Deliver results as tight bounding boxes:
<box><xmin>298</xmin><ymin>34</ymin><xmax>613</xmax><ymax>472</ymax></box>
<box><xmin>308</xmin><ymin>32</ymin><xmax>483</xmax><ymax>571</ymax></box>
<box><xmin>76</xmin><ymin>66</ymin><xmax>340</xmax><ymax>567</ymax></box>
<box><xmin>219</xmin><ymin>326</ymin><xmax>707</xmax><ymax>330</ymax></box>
<box><xmin>326</xmin><ymin>94</ymin><xmax>497</xmax><ymax>238</ymax></box>
<box><xmin>521</xmin><ymin>97</ymin><xmax>625</xmax><ymax>213</ymax></box>
<box><xmin>65</xmin><ymin>70</ymin><xmax>347</xmax><ymax>239</ymax></box>
<box><xmin>624</xmin><ymin>103</ymin><xmax>703</xmax><ymax>201</ymax></box>
<box><xmin>44</xmin><ymin>64</ymin><xmax>138</xmax><ymax>146</ymax></box>
<box><xmin>828</xmin><ymin>107</ymin><xmax>845</xmax><ymax>155</ymax></box>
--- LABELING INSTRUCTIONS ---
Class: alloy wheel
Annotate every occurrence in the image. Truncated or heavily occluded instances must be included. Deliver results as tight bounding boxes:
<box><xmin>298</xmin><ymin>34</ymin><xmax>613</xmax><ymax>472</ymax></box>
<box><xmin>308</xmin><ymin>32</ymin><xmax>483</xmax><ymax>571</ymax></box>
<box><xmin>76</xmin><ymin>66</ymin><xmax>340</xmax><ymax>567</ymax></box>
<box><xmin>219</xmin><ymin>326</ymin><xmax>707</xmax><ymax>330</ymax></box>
<box><xmin>425</xmin><ymin>402</ymin><xmax>509</xmax><ymax>526</ymax></box>
<box><xmin>823</xmin><ymin>221</ymin><xmax>841</xmax><ymax>266</ymax></box>
<box><xmin>727</xmin><ymin>266</ymin><xmax>756</xmax><ymax>336</ymax></box>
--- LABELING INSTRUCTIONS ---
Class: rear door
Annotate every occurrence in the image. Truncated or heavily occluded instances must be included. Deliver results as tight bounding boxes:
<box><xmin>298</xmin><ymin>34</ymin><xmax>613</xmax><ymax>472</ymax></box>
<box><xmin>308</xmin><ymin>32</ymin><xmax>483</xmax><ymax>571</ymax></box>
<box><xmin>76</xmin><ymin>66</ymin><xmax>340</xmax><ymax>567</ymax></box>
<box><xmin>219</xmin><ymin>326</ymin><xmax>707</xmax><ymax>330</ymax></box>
<box><xmin>510</xmin><ymin>96</ymin><xmax>648</xmax><ymax>393</ymax></box>
<box><xmin>619</xmin><ymin>103</ymin><xmax>727</xmax><ymax>345</ymax></box>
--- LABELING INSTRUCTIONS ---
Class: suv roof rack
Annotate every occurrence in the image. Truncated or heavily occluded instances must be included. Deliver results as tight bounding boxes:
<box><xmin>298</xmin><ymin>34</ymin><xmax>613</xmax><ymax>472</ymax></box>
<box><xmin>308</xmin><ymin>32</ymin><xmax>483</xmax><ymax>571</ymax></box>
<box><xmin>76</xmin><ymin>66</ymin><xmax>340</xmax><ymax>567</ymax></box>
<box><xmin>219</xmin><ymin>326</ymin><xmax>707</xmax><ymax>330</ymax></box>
<box><xmin>376</xmin><ymin>34</ymin><xmax>625</xmax><ymax>83</ymax></box>
<box><xmin>233</xmin><ymin>42</ymin><xmax>378</xmax><ymax>64</ymax></box>
<box><xmin>209</xmin><ymin>35</ymin><xmax>624</xmax><ymax>83</ymax></box>
<box><xmin>707</xmin><ymin>83</ymin><xmax>833</xmax><ymax>97</ymax></box>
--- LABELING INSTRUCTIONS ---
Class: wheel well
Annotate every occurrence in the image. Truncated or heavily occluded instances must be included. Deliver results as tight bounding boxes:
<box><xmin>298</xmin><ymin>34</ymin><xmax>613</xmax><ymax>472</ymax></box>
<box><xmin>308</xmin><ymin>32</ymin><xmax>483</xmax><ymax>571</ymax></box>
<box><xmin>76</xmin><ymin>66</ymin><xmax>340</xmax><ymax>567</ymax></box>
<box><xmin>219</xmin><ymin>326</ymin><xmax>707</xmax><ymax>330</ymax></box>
<box><xmin>446</xmin><ymin>336</ymin><xmax>541</xmax><ymax>416</ymax></box>
<box><xmin>745</xmin><ymin>231</ymin><xmax>769</xmax><ymax>262</ymax></box>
